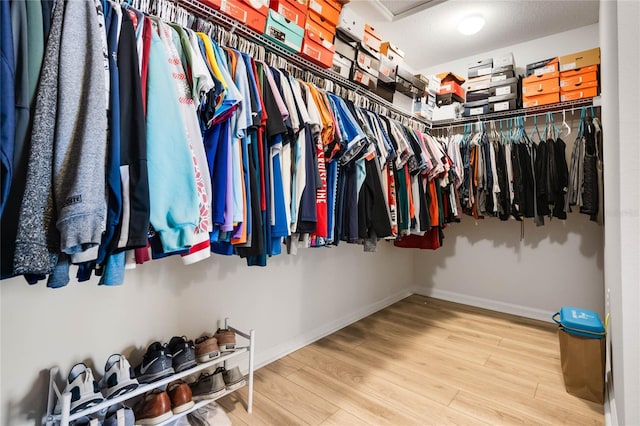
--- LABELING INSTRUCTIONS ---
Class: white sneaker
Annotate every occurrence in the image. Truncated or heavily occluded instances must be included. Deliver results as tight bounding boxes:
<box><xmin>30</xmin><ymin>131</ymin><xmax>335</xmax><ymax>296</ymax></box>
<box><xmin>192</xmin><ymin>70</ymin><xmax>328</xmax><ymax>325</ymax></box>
<box><xmin>56</xmin><ymin>363</ymin><xmax>104</xmax><ymax>414</ymax></box>
<box><xmin>100</xmin><ymin>354</ymin><xmax>139</xmax><ymax>399</ymax></box>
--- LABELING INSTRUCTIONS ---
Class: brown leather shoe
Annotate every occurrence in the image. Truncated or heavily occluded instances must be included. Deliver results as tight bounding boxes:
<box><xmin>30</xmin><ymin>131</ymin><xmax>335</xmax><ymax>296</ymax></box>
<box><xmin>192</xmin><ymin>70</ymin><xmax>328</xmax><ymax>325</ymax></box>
<box><xmin>167</xmin><ymin>380</ymin><xmax>194</xmax><ymax>414</ymax></box>
<box><xmin>133</xmin><ymin>390</ymin><xmax>172</xmax><ymax>425</ymax></box>
<box><xmin>195</xmin><ymin>336</ymin><xmax>220</xmax><ymax>363</ymax></box>
<box><xmin>214</xmin><ymin>329</ymin><xmax>236</xmax><ymax>352</ymax></box>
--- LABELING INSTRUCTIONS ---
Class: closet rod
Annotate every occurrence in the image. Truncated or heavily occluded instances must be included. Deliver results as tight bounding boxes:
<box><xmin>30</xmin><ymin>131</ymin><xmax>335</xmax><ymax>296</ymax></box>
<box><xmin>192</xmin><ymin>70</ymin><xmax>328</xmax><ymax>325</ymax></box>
<box><xmin>177</xmin><ymin>0</ymin><xmax>430</xmax><ymax>128</ymax></box>
<box><xmin>431</xmin><ymin>97</ymin><xmax>600</xmax><ymax>129</ymax></box>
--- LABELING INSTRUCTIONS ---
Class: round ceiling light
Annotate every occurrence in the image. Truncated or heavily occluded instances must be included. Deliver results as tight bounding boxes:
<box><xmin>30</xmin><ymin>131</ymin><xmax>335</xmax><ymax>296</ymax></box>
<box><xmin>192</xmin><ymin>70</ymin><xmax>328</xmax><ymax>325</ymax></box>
<box><xmin>458</xmin><ymin>15</ymin><xmax>485</xmax><ymax>35</ymax></box>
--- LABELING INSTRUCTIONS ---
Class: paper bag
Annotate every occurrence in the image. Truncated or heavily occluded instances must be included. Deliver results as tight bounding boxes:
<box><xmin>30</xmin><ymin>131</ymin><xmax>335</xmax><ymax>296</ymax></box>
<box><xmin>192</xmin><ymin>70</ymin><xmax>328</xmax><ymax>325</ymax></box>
<box><xmin>558</xmin><ymin>329</ymin><xmax>605</xmax><ymax>404</ymax></box>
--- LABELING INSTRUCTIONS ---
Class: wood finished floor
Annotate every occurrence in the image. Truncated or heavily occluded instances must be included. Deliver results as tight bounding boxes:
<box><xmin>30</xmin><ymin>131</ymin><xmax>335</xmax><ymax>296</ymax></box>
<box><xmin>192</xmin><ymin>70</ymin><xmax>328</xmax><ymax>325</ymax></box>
<box><xmin>217</xmin><ymin>295</ymin><xmax>604</xmax><ymax>425</ymax></box>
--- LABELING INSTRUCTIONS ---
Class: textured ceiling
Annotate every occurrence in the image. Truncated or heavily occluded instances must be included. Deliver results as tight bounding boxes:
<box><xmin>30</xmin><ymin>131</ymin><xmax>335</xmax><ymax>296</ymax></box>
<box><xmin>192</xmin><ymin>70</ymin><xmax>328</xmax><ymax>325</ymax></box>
<box><xmin>346</xmin><ymin>0</ymin><xmax>600</xmax><ymax>71</ymax></box>
<box><xmin>377</xmin><ymin>0</ymin><xmax>447</xmax><ymax>18</ymax></box>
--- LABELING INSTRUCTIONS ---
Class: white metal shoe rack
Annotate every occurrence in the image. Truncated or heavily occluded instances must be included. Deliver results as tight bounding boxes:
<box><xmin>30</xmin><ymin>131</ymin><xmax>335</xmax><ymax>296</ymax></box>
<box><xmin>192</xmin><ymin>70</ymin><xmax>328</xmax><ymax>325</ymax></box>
<box><xmin>43</xmin><ymin>319</ymin><xmax>255</xmax><ymax>426</ymax></box>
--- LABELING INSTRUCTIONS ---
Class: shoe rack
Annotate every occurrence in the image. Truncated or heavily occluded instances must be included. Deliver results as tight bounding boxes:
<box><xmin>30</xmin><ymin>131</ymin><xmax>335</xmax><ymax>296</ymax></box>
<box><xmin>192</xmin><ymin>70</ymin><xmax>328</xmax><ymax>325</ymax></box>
<box><xmin>43</xmin><ymin>319</ymin><xmax>255</xmax><ymax>426</ymax></box>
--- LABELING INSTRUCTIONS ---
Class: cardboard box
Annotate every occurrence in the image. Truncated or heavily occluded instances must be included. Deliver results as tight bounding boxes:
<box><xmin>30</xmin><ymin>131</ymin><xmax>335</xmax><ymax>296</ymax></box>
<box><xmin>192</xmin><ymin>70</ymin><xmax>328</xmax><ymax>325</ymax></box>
<box><xmin>523</xmin><ymin>78</ymin><xmax>560</xmax><ymax>96</ymax></box>
<box><xmin>375</xmin><ymin>81</ymin><xmax>395</xmax><ymax>102</ymax></box>
<box><xmin>336</xmin><ymin>5</ymin><xmax>363</xmax><ymax>41</ymax></box>
<box><xmin>215</xmin><ymin>0</ymin><xmax>269</xmax><ymax>33</ymax></box>
<box><xmin>490</xmin><ymin>77</ymin><xmax>518</xmax><ymax>97</ymax></box>
<box><xmin>464</xmin><ymin>75</ymin><xmax>491</xmax><ymax>92</ymax></box>
<box><xmin>491</xmin><ymin>68</ymin><xmax>515</xmax><ymax>82</ymax></box>
<box><xmin>270</xmin><ymin>0</ymin><xmax>306</xmax><ymax>26</ymax></box>
<box><xmin>305</xmin><ymin>11</ymin><xmax>336</xmax><ymax>43</ymax></box>
<box><xmin>356</xmin><ymin>44</ymin><xmax>380</xmax><ymax>77</ymax></box>
<box><xmin>560</xmin><ymin>71</ymin><xmax>598</xmax><ymax>91</ymax></box>
<box><xmin>396</xmin><ymin>65</ymin><xmax>426</xmax><ymax>95</ymax></box>
<box><xmin>379</xmin><ymin>42</ymin><xmax>405</xmax><ymax>66</ymax></box>
<box><xmin>264</xmin><ymin>9</ymin><xmax>304</xmax><ymax>52</ymax></box>
<box><xmin>463</xmin><ymin>99</ymin><xmax>489</xmax><ymax>117</ymax></box>
<box><xmin>334</xmin><ymin>32</ymin><xmax>356</xmax><ymax>60</ymax></box>
<box><xmin>301</xmin><ymin>30</ymin><xmax>335</xmax><ymax>68</ymax></box>
<box><xmin>523</xmin><ymin>67</ymin><xmax>559</xmax><ymax>85</ymax></box>
<box><xmin>490</xmin><ymin>98</ymin><xmax>516</xmax><ymax>112</ymax></box>
<box><xmin>351</xmin><ymin>64</ymin><xmax>377</xmax><ymax>91</ymax></box>
<box><xmin>413</xmin><ymin>99</ymin><xmax>435</xmax><ymax>120</ymax></box>
<box><xmin>525</xmin><ymin>57</ymin><xmax>559</xmax><ymax>77</ymax></box>
<box><xmin>560</xmin><ymin>64</ymin><xmax>598</xmax><ymax>78</ymax></box>
<box><xmin>363</xmin><ymin>24</ymin><xmax>382</xmax><ymax>52</ymax></box>
<box><xmin>437</xmin><ymin>71</ymin><xmax>465</xmax><ymax>85</ymax></box>
<box><xmin>426</xmin><ymin>75</ymin><xmax>441</xmax><ymax>93</ymax></box>
<box><xmin>436</xmin><ymin>92</ymin><xmax>464</xmax><ymax>106</ymax></box>
<box><xmin>560</xmin><ymin>87</ymin><xmax>598</xmax><ymax>102</ymax></box>
<box><xmin>466</xmin><ymin>89</ymin><xmax>490</xmax><ymax>102</ymax></box>
<box><xmin>559</xmin><ymin>47</ymin><xmax>600</xmax><ymax>72</ymax></box>
<box><xmin>468</xmin><ymin>58</ymin><xmax>493</xmax><ymax>78</ymax></box>
<box><xmin>437</xmin><ymin>80</ymin><xmax>465</xmax><ymax>100</ymax></box>
<box><xmin>523</xmin><ymin>92</ymin><xmax>559</xmax><ymax>108</ymax></box>
<box><xmin>332</xmin><ymin>52</ymin><xmax>352</xmax><ymax>78</ymax></box>
<box><xmin>307</xmin><ymin>0</ymin><xmax>341</xmax><ymax>26</ymax></box>
<box><xmin>488</xmin><ymin>92</ymin><xmax>516</xmax><ymax>104</ymax></box>
<box><xmin>378</xmin><ymin>56</ymin><xmax>397</xmax><ymax>83</ymax></box>
<box><xmin>494</xmin><ymin>52</ymin><xmax>515</xmax><ymax>68</ymax></box>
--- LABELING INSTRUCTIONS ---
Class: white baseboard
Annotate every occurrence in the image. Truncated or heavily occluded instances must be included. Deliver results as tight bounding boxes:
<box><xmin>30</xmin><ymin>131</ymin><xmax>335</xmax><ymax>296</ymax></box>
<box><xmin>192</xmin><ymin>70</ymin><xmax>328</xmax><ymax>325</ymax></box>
<box><xmin>413</xmin><ymin>287</ymin><xmax>556</xmax><ymax>323</ymax></box>
<box><xmin>605</xmin><ymin>371</ymin><xmax>618</xmax><ymax>426</ymax></box>
<box><xmin>253</xmin><ymin>288</ymin><xmax>415</xmax><ymax>370</ymax></box>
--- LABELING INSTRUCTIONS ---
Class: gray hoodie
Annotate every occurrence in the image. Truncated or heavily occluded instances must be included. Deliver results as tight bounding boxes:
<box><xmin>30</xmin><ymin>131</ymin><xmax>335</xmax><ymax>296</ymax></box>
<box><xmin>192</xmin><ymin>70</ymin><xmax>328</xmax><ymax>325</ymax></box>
<box><xmin>13</xmin><ymin>0</ymin><xmax>108</xmax><ymax>275</ymax></box>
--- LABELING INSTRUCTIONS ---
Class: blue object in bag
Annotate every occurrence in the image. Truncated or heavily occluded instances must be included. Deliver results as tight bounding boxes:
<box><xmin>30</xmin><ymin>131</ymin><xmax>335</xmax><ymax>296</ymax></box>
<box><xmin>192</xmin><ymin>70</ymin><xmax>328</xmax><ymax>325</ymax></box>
<box><xmin>552</xmin><ymin>307</ymin><xmax>605</xmax><ymax>339</ymax></box>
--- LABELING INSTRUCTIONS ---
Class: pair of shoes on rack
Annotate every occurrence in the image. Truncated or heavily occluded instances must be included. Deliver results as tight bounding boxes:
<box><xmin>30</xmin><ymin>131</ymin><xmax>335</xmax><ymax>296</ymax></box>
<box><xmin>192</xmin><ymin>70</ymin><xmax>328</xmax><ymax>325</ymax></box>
<box><xmin>189</xmin><ymin>366</ymin><xmax>245</xmax><ymax>401</ymax></box>
<box><xmin>134</xmin><ymin>337</ymin><xmax>198</xmax><ymax>384</ymax></box>
<box><xmin>133</xmin><ymin>381</ymin><xmax>194</xmax><ymax>425</ymax></box>
<box><xmin>194</xmin><ymin>329</ymin><xmax>237</xmax><ymax>363</ymax></box>
<box><xmin>56</xmin><ymin>354</ymin><xmax>140</xmax><ymax>416</ymax></box>
<box><xmin>72</xmin><ymin>404</ymin><xmax>135</xmax><ymax>426</ymax></box>
<box><xmin>56</xmin><ymin>364</ymin><xmax>104</xmax><ymax>415</ymax></box>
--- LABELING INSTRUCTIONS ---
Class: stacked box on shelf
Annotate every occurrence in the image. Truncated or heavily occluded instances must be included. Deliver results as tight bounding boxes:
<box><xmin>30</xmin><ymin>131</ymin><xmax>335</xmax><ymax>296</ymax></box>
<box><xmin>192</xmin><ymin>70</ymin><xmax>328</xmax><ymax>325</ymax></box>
<box><xmin>264</xmin><ymin>9</ymin><xmax>304</xmax><ymax>52</ymax></box>
<box><xmin>374</xmin><ymin>41</ymin><xmax>403</xmax><ymax>101</ymax></box>
<box><xmin>464</xmin><ymin>58</ymin><xmax>492</xmax><ymax>116</ymax></box>
<box><xmin>489</xmin><ymin>53</ymin><xmax>518</xmax><ymax>112</ymax></box>
<box><xmin>559</xmin><ymin>47</ymin><xmax>600</xmax><ymax>102</ymax></box>
<box><xmin>199</xmin><ymin>0</ymin><xmax>269</xmax><ymax>33</ymax></box>
<box><xmin>336</xmin><ymin>4</ymin><xmax>364</xmax><ymax>41</ymax></box>
<box><xmin>332</xmin><ymin>5</ymin><xmax>361</xmax><ymax>79</ymax></box>
<box><xmin>413</xmin><ymin>75</ymin><xmax>438</xmax><ymax>120</ymax></box>
<box><xmin>352</xmin><ymin>42</ymin><xmax>380</xmax><ymax>92</ymax></box>
<box><xmin>299</xmin><ymin>0</ymin><xmax>342</xmax><ymax>67</ymax></box>
<box><xmin>522</xmin><ymin>57</ymin><xmax>560</xmax><ymax>108</ymax></box>
<box><xmin>363</xmin><ymin>24</ymin><xmax>381</xmax><ymax>52</ymax></box>
<box><xmin>332</xmin><ymin>32</ymin><xmax>356</xmax><ymax>77</ymax></box>
<box><xmin>270</xmin><ymin>0</ymin><xmax>306</xmax><ymax>26</ymax></box>
<box><xmin>396</xmin><ymin>65</ymin><xmax>426</xmax><ymax>98</ymax></box>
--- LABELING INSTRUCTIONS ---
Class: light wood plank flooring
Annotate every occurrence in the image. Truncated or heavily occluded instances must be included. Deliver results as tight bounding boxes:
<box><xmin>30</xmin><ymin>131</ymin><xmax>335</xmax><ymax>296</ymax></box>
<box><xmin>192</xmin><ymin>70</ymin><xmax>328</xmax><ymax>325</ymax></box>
<box><xmin>218</xmin><ymin>295</ymin><xmax>604</xmax><ymax>425</ymax></box>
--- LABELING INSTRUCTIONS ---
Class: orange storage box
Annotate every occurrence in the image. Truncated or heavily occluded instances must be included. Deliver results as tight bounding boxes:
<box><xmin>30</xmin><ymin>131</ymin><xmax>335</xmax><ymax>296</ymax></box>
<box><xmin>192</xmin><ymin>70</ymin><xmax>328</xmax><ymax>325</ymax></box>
<box><xmin>214</xmin><ymin>0</ymin><xmax>268</xmax><ymax>33</ymax></box>
<box><xmin>560</xmin><ymin>74</ymin><xmax>598</xmax><ymax>92</ymax></box>
<box><xmin>523</xmin><ymin>93</ymin><xmax>560</xmax><ymax>108</ymax></box>
<box><xmin>522</xmin><ymin>78</ymin><xmax>560</xmax><ymax>97</ymax></box>
<box><xmin>438</xmin><ymin>81</ymin><xmax>466</xmax><ymax>100</ymax></box>
<box><xmin>560</xmin><ymin>64</ymin><xmax>598</xmax><ymax>78</ymax></box>
<box><xmin>363</xmin><ymin>24</ymin><xmax>381</xmax><ymax>52</ymax></box>
<box><xmin>560</xmin><ymin>87</ymin><xmax>598</xmax><ymax>102</ymax></box>
<box><xmin>270</xmin><ymin>0</ymin><xmax>306</xmax><ymax>27</ymax></box>
<box><xmin>301</xmin><ymin>31</ymin><xmax>335</xmax><ymax>68</ymax></box>
<box><xmin>198</xmin><ymin>0</ymin><xmax>222</xmax><ymax>9</ymax></box>
<box><xmin>307</xmin><ymin>0</ymin><xmax>341</xmax><ymax>26</ymax></box>
<box><xmin>305</xmin><ymin>11</ymin><xmax>336</xmax><ymax>43</ymax></box>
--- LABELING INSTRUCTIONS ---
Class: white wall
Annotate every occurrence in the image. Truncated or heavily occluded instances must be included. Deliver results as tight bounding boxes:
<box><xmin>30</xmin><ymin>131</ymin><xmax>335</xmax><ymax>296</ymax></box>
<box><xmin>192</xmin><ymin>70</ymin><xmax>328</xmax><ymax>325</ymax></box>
<box><xmin>601</xmin><ymin>1</ymin><xmax>640</xmax><ymax>424</ymax></box>
<box><xmin>419</xmin><ymin>23</ymin><xmax>600</xmax><ymax>79</ymax></box>
<box><xmin>414</xmin><ymin>23</ymin><xmax>605</xmax><ymax>321</ymax></box>
<box><xmin>0</xmin><ymin>242</ymin><xmax>414</xmax><ymax>425</ymax></box>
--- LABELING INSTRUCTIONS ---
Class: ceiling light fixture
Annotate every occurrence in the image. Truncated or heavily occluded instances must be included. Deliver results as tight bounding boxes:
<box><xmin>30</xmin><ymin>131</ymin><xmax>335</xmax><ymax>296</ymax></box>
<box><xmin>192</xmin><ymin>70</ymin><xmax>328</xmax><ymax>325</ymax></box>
<box><xmin>458</xmin><ymin>15</ymin><xmax>485</xmax><ymax>35</ymax></box>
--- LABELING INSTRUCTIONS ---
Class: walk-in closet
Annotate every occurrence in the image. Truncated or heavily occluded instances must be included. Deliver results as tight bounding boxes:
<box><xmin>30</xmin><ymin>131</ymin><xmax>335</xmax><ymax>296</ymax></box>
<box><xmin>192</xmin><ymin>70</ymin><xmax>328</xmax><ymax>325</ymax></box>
<box><xmin>0</xmin><ymin>0</ymin><xmax>637</xmax><ymax>425</ymax></box>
